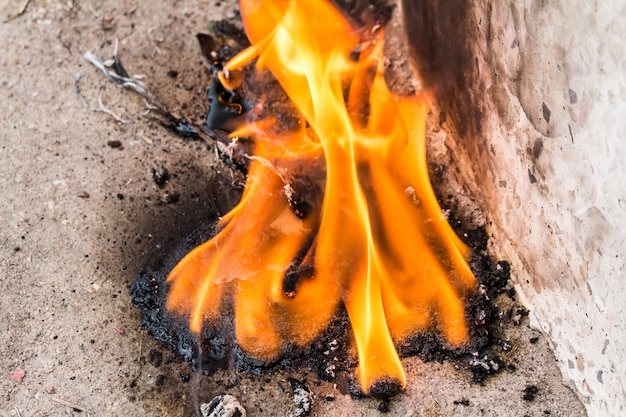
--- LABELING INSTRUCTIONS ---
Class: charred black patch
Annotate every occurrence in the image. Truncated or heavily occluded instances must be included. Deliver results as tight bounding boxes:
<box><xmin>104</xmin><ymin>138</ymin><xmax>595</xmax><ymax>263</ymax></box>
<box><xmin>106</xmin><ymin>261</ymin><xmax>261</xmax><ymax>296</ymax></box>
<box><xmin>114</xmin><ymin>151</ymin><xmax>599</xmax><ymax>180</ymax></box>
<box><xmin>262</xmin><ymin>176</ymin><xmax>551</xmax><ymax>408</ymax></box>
<box><xmin>151</xmin><ymin>166</ymin><xmax>170</xmax><ymax>187</ymax></box>
<box><xmin>523</xmin><ymin>384</ymin><xmax>539</xmax><ymax>401</ymax></box>
<box><xmin>130</xmin><ymin>202</ymin><xmax>514</xmax><ymax>396</ymax></box>
<box><xmin>205</xmin><ymin>77</ymin><xmax>251</xmax><ymax>132</ymax></box>
<box><xmin>368</xmin><ymin>378</ymin><xmax>403</xmax><ymax>398</ymax></box>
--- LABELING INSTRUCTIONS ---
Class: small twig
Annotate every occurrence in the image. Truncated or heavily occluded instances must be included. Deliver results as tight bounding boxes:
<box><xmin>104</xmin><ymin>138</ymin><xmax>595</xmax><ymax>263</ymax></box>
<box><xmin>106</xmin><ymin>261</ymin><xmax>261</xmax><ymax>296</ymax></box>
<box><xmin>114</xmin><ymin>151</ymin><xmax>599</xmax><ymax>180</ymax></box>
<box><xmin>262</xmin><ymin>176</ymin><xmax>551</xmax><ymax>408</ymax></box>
<box><xmin>84</xmin><ymin>50</ymin><xmax>168</xmax><ymax>114</ymax></box>
<box><xmin>3</xmin><ymin>0</ymin><xmax>31</xmax><ymax>23</ymax></box>
<box><xmin>73</xmin><ymin>72</ymin><xmax>89</xmax><ymax>108</ymax></box>
<box><xmin>111</xmin><ymin>38</ymin><xmax>130</xmax><ymax>78</ymax></box>
<box><xmin>74</xmin><ymin>71</ymin><xmax>129</xmax><ymax>123</ymax></box>
<box><xmin>14</xmin><ymin>407</ymin><xmax>22</xmax><ymax>417</ymax></box>
<box><xmin>85</xmin><ymin>46</ymin><xmax>251</xmax><ymax>172</ymax></box>
<box><xmin>50</xmin><ymin>397</ymin><xmax>88</xmax><ymax>412</ymax></box>
<box><xmin>96</xmin><ymin>89</ymin><xmax>130</xmax><ymax>123</ymax></box>
<box><xmin>57</xmin><ymin>30</ymin><xmax>72</xmax><ymax>54</ymax></box>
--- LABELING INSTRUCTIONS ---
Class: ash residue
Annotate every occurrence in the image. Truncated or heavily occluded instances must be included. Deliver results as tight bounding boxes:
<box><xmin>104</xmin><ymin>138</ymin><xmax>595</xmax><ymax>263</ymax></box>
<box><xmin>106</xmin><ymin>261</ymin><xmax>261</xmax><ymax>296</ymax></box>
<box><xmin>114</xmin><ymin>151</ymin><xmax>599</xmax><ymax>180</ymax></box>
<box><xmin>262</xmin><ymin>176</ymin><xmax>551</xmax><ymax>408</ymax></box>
<box><xmin>395</xmin><ymin>227</ymin><xmax>513</xmax><ymax>384</ymax></box>
<box><xmin>287</xmin><ymin>378</ymin><xmax>314</xmax><ymax>417</ymax></box>
<box><xmin>130</xmin><ymin>221</ymin><xmax>241</xmax><ymax>375</ymax></box>
<box><xmin>129</xmin><ymin>225</ymin><xmax>214</xmax><ymax>364</ymax></box>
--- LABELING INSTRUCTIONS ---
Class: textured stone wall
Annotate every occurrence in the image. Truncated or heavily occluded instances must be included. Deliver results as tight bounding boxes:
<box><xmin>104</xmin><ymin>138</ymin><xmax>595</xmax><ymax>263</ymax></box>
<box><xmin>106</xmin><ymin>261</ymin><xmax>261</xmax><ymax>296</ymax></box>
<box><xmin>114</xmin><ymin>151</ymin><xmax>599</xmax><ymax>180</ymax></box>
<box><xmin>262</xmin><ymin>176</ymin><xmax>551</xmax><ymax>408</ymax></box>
<box><xmin>401</xmin><ymin>1</ymin><xmax>626</xmax><ymax>416</ymax></box>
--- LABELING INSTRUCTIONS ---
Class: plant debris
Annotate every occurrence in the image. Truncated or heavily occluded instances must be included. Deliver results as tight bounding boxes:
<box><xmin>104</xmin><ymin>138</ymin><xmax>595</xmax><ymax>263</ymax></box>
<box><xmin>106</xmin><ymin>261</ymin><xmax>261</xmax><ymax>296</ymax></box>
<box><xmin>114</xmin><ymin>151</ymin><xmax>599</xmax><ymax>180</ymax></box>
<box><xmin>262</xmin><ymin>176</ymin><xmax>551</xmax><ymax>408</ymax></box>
<box><xmin>84</xmin><ymin>37</ymin><xmax>252</xmax><ymax>173</ymax></box>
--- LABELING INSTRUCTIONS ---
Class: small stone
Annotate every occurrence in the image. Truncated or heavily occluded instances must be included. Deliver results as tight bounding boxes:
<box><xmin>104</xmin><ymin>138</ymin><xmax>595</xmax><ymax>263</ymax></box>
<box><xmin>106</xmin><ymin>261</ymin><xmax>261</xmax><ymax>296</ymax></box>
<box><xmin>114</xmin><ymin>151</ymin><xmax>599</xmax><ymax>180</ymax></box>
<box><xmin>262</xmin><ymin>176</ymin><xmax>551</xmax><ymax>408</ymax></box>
<box><xmin>10</xmin><ymin>367</ymin><xmax>25</xmax><ymax>383</ymax></box>
<box><xmin>200</xmin><ymin>394</ymin><xmax>247</xmax><ymax>417</ymax></box>
<box><xmin>453</xmin><ymin>398</ymin><xmax>470</xmax><ymax>406</ymax></box>
<box><xmin>288</xmin><ymin>386</ymin><xmax>313</xmax><ymax>417</ymax></box>
<box><xmin>45</xmin><ymin>386</ymin><xmax>55</xmax><ymax>394</ymax></box>
<box><xmin>77</xmin><ymin>191</ymin><xmax>90</xmax><ymax>198</ymax></box>
<box><xmin>164</xmin><ymin>191</ymin><xmax>180</xmax><ymax>204</ymax></box>
<box><xmin>102</xmin><ymin>14</ymin><xmax>115</xmax><ymax>31</ymax></box>
<box><xmin>151</xmin><ymin>166</ymin><xmax>169</xmax><ymax>187</ymax></box>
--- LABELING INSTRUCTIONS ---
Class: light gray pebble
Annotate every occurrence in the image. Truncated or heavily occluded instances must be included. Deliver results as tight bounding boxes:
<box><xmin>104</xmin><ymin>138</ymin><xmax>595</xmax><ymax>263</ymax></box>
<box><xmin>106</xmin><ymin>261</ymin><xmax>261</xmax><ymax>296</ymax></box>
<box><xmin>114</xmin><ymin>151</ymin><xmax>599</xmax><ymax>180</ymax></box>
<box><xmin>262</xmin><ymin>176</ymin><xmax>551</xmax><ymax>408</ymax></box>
<box><xmin>200</xmin><ymin>394</ymin><xmax>246</xmax><ymax>417</ymax></box>
<box><xmin>287</xmin><ymin>387</ymin><xmax>313</xmax><ymax>417</ymax></box>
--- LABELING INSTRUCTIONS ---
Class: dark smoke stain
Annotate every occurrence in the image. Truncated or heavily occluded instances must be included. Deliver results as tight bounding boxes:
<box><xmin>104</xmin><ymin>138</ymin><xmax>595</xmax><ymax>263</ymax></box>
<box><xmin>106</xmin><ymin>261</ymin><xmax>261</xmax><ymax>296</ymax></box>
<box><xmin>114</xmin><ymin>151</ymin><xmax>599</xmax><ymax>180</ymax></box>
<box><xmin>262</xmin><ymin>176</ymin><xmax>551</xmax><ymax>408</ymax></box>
<box><xmin>402</xmin><ymin>0</ymin><xmax>480</xmax><ymax>140</ymax></box>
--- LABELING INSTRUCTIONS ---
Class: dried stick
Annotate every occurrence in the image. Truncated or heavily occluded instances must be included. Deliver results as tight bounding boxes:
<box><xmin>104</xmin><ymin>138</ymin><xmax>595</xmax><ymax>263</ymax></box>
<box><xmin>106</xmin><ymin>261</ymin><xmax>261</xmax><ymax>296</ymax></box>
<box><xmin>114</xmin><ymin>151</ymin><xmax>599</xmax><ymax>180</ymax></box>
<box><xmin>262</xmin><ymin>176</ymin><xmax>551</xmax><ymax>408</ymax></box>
<box><xmin>83</xmin><ymin>43</ymin><xmax>251</xmax><ymax>172</ymax></box>
<box><xmin>50</xmin><ymin>397</ymin><xmax>88</xmax><ymax>412</ymax></box>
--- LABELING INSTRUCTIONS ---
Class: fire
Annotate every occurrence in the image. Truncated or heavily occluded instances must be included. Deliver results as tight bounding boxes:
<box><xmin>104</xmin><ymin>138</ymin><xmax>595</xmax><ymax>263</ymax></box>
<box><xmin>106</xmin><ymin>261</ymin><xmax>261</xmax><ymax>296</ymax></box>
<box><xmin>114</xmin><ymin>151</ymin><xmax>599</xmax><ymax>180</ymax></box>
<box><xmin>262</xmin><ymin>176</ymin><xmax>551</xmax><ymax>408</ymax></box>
<box><xmin>166</xmin><ymin>0</ymin><xmax>476</xmax><ymax>393</ymax></box>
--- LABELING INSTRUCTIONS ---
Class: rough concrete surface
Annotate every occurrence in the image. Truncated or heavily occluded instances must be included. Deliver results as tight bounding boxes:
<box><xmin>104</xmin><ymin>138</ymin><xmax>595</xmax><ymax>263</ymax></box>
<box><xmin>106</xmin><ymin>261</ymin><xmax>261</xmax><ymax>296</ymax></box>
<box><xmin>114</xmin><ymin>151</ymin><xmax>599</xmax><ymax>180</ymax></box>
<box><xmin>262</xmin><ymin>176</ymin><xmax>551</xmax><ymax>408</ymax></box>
<box><xmin>400</xmin><ymin>2</ymin><xmax>626</xmax><ymax>415</ymax></box>
<box><xmin>1</xmin><ymin>1</ymin><xmax>587</xmax><ymax>416</ymax></box>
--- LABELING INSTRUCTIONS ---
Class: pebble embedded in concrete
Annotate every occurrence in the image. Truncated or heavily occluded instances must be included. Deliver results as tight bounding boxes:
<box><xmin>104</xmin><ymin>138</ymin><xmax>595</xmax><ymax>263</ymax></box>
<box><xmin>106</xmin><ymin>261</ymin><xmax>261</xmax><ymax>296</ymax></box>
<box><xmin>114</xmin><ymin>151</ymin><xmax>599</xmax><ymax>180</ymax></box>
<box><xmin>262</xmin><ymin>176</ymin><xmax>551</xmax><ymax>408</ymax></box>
<box><xmin>288</xmin><ymin>386</ymin><xmax>313</xmax><ymax>417</ymax></box>
<box><xmin>200</xmin><ymin>394</ymin><xmax>247</xmax><ymax>417</ymax></box>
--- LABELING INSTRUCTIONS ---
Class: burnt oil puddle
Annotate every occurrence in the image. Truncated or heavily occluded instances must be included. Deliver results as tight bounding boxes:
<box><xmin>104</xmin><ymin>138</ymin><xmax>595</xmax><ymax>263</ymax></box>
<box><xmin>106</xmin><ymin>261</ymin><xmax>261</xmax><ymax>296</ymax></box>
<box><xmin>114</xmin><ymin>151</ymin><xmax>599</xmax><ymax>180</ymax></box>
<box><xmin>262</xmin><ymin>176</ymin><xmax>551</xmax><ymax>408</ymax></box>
<box><xmin>130</xmin><ymin>223</ymin><xmax>233</xmax><ymax>374</ymax></box>
<box><xmin>130</xmin><ymin>202</ymin><xmax>513</xmax><ymax>396</ymax></box>
<box><xmin>128</xmin><ymin>9</ymin><xmax>516</xmax><ymax>402</ymax></box>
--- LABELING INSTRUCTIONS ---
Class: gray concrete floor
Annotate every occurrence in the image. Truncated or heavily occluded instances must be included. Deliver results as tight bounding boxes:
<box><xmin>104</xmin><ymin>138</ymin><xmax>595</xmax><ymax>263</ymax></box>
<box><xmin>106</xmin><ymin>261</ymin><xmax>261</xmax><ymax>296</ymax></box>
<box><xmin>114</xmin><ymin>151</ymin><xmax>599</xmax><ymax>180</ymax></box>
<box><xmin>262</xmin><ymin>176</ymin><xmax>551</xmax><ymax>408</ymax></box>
<box><xmin>0</xmin><ymin>1</ymin><xmax>587</xmax><ymax>416</ymax></box>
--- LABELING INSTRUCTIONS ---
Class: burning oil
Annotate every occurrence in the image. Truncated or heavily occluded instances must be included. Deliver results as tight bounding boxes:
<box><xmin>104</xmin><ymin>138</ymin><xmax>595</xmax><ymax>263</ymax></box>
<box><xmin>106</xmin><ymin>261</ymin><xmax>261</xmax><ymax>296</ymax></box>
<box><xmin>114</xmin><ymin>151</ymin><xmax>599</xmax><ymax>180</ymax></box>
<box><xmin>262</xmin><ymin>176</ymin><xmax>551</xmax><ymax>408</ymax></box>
<box><xmin>129</xmin><ymin>0</ymin><xmax>515</xmax><ymax>398</ymax></box>
<box><xmin>130</xmin><ymin>211</ymin><xmax>511</xmax><ymax>393</ymax></box>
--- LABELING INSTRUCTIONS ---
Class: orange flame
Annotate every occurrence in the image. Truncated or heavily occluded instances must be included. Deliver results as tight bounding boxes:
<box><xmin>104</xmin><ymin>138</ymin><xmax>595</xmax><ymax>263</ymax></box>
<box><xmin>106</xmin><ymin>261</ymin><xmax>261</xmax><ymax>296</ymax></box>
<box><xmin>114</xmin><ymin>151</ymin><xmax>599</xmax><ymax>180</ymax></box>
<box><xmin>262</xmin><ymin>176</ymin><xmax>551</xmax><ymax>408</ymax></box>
<box><xmin>166</xmin><ymin>0</ymin><xmax>476</xmax><ymax>393</ymax></box>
